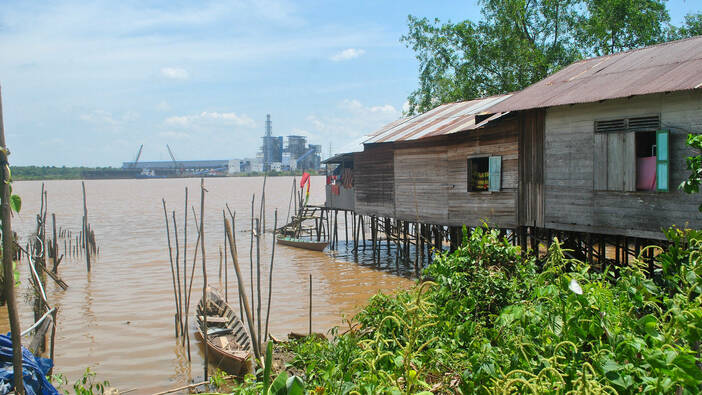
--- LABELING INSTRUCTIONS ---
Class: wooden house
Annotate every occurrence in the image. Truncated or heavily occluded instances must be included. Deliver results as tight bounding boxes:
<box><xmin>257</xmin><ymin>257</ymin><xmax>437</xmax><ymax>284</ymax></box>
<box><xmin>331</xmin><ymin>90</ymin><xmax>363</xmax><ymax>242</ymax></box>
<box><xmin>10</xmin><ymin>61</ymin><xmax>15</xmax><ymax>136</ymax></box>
<box><xmin>324</xmin><ymin>36</ymin><xmax>702</xmax><ymax>266</ymax></box>
<box><xmin>354</xmin><ymin>95</ymin><xmax>523</xmax><ymax>228</ymax></box>
<box><xmin>488</xmin><ymin>35</ymin><xmax>702</xmax><ymax>240</ymax></box>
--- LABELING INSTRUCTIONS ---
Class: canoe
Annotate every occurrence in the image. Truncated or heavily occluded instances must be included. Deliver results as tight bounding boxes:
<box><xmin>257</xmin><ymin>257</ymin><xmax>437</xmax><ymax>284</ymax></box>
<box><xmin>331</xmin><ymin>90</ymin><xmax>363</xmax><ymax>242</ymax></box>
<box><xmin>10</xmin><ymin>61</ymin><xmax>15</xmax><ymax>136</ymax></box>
<box><xmin>276</xmin><ymin>235</ymin><xmax>328</xmax><ymax>252</ymax></box>
<box><xmin>196</xmin><ymin>288</ymin><xmax>252</xmax><ymax>375</ymax></box>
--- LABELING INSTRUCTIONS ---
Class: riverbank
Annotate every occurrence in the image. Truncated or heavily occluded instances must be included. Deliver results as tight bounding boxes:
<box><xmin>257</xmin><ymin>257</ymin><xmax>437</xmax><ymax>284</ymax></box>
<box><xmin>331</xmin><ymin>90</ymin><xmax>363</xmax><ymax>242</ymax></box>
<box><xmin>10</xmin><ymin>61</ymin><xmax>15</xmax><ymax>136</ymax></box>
<box><xmin>223</xmin><ymin>225</ymin><xmax>702</xmax><ymax>393</ymax></box>
<box><xmin>10</xmin><ymin>166</ymin><xmax>321</xmax><ymax>180</ymax></box>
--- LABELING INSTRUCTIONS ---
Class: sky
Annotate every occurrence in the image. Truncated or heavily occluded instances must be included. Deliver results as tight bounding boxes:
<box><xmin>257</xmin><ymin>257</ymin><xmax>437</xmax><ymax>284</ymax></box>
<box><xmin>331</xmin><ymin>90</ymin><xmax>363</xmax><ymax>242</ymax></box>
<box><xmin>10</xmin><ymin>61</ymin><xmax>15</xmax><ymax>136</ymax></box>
<box><xmin>0</xmin><ymin>0</ymin><xmax>700</xmax><ymax>167</ymax></box>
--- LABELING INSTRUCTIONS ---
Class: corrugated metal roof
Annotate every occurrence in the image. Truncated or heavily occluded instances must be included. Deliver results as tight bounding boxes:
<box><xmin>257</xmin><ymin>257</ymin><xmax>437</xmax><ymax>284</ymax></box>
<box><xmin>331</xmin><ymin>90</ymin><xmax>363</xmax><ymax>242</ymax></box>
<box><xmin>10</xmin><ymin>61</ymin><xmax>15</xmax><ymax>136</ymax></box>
<box><xmin>363</xmin><ymin>94</ymin><xmax>511</xmax><ymax>144</ymax></box>
<box><xmin>488</xmin><ymin>35</ymin><xmax>702</xmax><ymax>113</ymax></box>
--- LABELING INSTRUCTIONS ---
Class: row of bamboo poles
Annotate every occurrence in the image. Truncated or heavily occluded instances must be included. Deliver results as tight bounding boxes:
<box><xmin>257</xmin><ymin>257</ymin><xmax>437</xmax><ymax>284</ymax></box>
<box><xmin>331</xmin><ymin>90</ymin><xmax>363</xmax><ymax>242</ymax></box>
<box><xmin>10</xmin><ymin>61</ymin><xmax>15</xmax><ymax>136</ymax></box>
<box><xmin>162</xmin><ymin>176</ymin><xmax>281</xmax><ymax>381</ymax></box>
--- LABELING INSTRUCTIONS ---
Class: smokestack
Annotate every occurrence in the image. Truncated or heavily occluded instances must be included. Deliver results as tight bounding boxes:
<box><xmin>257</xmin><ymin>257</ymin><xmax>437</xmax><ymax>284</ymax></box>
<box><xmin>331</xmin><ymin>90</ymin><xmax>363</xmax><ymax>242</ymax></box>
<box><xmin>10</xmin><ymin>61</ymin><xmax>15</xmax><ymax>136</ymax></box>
<box><xmin>265</xmin><ymin>114</ymin><xmax>272</xmax><ymax>137</ymax></box>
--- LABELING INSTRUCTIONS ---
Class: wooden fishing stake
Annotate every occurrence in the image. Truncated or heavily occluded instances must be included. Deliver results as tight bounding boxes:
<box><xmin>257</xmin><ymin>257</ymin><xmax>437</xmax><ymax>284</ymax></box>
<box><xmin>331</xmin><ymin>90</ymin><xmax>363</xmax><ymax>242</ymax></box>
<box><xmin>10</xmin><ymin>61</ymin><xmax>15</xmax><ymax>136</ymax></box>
<box><xmin>255</xmin><ymin>218</ymin><xmax>262</xmax><ymax>352</ymax></box>
<box><xmin>224</xmin><ymin>218</ymin><xmax>260</xmax><ymax>360</ymax></box>
<box><xmin>260</xmin><ymin>174</ymin><xmax>267</xmax><ymax>234</ymax></box>
<box><xmin>183</xmin><ymin>188</ymin><xmax>191</xmax><ymax>359</ymax></box>
<box><xmin>172</xmin><ymin>211</ymin><xmax>184</xmax><ymax>337</ymax></box>
<box><xmin>82</xmin><ymin>181</ymin><xmax>90</xmax><ymax>272</ymax></box>
<box><xmin>223</xmin><ymin>210</ymin><xmax>228</xmax><ymax>302</ymax></box>
<box><xmin>308</xmin><ymin>274</ymin><xmax>312</xmax><ymax>336</ymax></box>
<box><xmin>51</xmin><ymin>213</ymin><xmax>58</xmax><ymax>272</ymax></box>
<box><xmin>249</xmin><ymin>195</ymin><xmax>255</xmax><ymax>328</ymax></box>
<box><xmin>162</xmin><ymin>200</ymin><xmax>180</xmax><ymax>338</ymax></box>
<box><xmin>199</xmin><ymin>179</ymin><xmax>208</xmax><ymax>381</ymax></box>
<box><xmin>0</xmin><ymin>84</ymin><xmax>24</xmax><ymax>395</ymax></box>
<box><xmin>225</xmin><ymin>204</ymin><xmax>243</xmax><ymax>320</ymax></box>
<box><xmin>264</xmin><ymin>210</ymin><xmax>277</xmax><ymax>342</ymax></box>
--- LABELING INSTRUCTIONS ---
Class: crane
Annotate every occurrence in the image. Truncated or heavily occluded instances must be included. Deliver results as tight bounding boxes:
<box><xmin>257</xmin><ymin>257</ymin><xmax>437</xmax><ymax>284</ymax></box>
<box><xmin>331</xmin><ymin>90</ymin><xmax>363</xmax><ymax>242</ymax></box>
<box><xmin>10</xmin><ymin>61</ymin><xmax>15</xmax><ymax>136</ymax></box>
<box><xmin>166</xmin><ymin>144</ymin><xmax>184</xmax><ymax>176</ymax></box>
<box><xmin>129</xmin><ymin>144</ymin><xmax>144</xmax><ymax>168</ymax></box>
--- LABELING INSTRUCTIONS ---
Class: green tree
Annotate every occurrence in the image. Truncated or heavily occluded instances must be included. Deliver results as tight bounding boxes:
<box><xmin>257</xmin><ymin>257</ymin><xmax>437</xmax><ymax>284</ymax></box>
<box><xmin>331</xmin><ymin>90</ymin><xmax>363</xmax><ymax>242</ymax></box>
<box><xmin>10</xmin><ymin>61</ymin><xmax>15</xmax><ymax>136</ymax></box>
<box><xmin>402</xmin><ymin>0</ymin><xmax>581</xmax><ymax>115</ymax></box>
<box><xmin>674</xmin><ymin>13</ymin><xmax>702</xmax><ymax>38</ymax></box>
<box><xmin>576</xmin><ymin>0</ymin><xmax>671</xmax><ymax>55</ymax></box>
<box><xmin>403</xmin><ymin>0</ymin><xmax>677</xmax><ymax>114</ymax></box>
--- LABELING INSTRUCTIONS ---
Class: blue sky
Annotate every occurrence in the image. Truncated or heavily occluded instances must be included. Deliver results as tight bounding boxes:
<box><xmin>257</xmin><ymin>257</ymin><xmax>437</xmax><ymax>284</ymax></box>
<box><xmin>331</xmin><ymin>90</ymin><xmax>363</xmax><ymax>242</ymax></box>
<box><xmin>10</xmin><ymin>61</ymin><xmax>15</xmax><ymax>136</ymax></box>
<box><xmin>1</xmin><ymin>0</ymin><xmax>700</xmax><ymax>166</ymax></box>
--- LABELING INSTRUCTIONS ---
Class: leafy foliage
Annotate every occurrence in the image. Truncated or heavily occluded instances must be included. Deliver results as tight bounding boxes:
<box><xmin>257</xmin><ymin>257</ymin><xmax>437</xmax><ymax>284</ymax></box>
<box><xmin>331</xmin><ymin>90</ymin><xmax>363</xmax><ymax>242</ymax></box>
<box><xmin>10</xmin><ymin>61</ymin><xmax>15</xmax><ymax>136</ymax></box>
<box><xmin>403</xmin><ymin>0</ymin><xmax>697</xmax><ymax>114</ymax></box>
<box><xmin>680</xmin><ymin>134</ymin><xmax>702</xmax><ymax>211</ymax></box>
<box><xmin>229</xmin><ymin>225</ymin><xmax>702</xmax><ymax>394</ymax></box>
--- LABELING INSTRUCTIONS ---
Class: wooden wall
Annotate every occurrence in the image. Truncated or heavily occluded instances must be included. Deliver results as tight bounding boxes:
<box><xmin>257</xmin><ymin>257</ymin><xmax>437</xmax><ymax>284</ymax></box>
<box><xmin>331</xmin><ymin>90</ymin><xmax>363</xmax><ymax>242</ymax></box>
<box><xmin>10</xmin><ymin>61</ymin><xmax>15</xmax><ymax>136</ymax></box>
<box><xmin>519</xmin><ymin>110</ymin><xmax>545</xmax><ymax>227</ymax></box>
<box><xmin>446</xmin><ymin>119</ymin><xmax>520</xmax><ymax>227</ymax></box>
<box><xmin>387</xmin><ymin>117</ymin><xmax>520</xmax><ymax>227</ymax></box>
<box><xmin>543</xmin><ymin>90</ymin><xmax>702</xmax><ymax>239</ymax></box>
<box><xmin>354</xmin><ymin>145</ymin><xmax>395</xmax><ymax>217</ymax></box>
<box><xmin>394</xmin><ymin>145</ymin><xmax>448</xmax><ymax>224</ymax></box>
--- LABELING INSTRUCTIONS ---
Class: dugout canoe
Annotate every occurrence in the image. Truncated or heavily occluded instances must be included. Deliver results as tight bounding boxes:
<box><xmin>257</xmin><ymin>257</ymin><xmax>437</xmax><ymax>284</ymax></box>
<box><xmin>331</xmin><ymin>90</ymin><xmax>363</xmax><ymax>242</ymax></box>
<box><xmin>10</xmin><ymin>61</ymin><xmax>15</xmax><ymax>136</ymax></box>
<box><xmin>196</xmin><ymin>288</ymin><xmax>252</xmax><ymax>375</ymax></box>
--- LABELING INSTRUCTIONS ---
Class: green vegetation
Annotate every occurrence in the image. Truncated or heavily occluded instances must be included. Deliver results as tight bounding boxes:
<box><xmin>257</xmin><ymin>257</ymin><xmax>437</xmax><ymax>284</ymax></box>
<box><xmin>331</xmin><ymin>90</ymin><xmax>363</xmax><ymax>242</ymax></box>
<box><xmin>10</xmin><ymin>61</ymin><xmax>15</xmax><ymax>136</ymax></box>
<box><xmin>50</xmin><ymin>368</ymin><xmax>111</xmax><ymax>395</ymax></box>
<box><xmin>680</xmin><ymin>134</ymin><xmax>702</xmax><ymax>211</ymax></box>
<box><xmin>10</xmin><ymin>166</ymin><xmax>109</xmax><ymax>180</ymax></box>
<box><xmin>229</xmin><ymin>225</ymin><xmax>702</xmax><ymax>394</ymax></box>
<box><xmin>403</xmin><ymin>0</ymin><xmax>702</xmax><ymax>114</ymax></box>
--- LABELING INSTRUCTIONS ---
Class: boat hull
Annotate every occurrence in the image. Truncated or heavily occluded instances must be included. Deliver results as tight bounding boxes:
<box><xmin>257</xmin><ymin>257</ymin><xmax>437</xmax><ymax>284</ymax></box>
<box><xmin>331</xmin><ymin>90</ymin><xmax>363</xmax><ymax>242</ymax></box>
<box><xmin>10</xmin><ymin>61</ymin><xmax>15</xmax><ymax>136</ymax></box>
<box><xmin>276</xmin><ymin>236</ymin><xmax>328</xmax><ymax>251</ymax></box>
<box><xmin>196</xmin><ymin>289</ymin><xmax>252</xmax><ymax>376</ymax></box>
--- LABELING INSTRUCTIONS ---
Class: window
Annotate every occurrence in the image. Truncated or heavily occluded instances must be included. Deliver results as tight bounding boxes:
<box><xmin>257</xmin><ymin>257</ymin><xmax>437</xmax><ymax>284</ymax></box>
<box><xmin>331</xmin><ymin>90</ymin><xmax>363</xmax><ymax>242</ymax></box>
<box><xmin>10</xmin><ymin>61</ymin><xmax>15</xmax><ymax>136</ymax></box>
<box><xmin>593</xmin><ymin>115</ymin><xmax>668</xmax><ymax>192</ymax></box>
<box><xmin>468</xmin><ymin>156</ymin><xmax>501</xmax><ymax>192</ymax></box>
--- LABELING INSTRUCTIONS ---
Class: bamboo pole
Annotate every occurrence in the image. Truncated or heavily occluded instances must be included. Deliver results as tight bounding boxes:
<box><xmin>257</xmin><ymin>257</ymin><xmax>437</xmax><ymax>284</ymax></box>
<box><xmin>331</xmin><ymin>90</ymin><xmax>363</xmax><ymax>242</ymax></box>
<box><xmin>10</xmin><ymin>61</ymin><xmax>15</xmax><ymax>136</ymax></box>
<box><xmin>82</xmin><ymin>181</ymin><xmax>90</xmax><ymax>272</ymax></box>
<box><xmin>260</xmin><ymin>175</ymin><xmax>267</xmax><ymax>234</ymax></box>
<box><xmin>172</xmin><ymin>211</ymin><xmax>184</xmax><ymax>337</ymax></box>
<box><xmin>162</xmin><ymin>200</ymin><xmax>180</xmax><ymax>338</ymax></box>
<box><xmin>182</xmin><ymin>188</ymin><xmax>190</xmax><ymax>357</ymax></box>
<box><xmin>255</xmin><ymin>218</ymin><xmax>261</xmax><ymax>352</ymax></box>
<box><xmin>199</xmin><ymin>179</ymin><xmax>208</xmax><ymax>381</ymax></box>
<box><xmin>0</xmin><ymin>84</ymin><xmax>24</xmax><ymax>394</ymax></box>
<box><xmin>224</xmin><ymin>217</ymin><xmax>260</xmax><ymax>360</ymax></box>
<box><xmin>264</xmin><ymin>210</ymin><xmax>277</xmax><ymax>342</ymax></box>
<box><xmin>308</xmin><ymin>274</ymin><xmax>312</xmax><ymax>336</ymax></box>
<box><xmin>51</xmin><ymin>213</ymin><xmax>58</xmax><ymax>273</ymax></box>
<box><xmin>223</xmin><ymin>210</ymin><xmax>228</xmax><ymax>302</ymax></box>
<box><xmin>249</xmin><ymin>194</ymin><xmax>255</xmax><ymax>328</ymax></box>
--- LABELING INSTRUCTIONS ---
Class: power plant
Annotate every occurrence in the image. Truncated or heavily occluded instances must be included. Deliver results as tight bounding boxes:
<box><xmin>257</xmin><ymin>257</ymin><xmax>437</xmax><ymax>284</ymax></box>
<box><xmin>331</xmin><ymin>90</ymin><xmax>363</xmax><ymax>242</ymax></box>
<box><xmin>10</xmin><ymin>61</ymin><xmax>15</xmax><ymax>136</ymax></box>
<box><xmin>112</xmin><ymin>113</ymin><xmax>321</xmax><ymax>178</ymax></box>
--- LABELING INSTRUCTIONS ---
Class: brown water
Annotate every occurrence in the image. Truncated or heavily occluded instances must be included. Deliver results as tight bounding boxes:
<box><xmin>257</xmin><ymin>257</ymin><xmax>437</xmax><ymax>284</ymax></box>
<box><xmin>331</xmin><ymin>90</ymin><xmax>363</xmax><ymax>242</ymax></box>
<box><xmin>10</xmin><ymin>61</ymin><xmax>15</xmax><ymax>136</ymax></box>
<box><xmin>0</xmin><ymin>177</ymin><xmax>414</xmax><ymax>393</ymax></box>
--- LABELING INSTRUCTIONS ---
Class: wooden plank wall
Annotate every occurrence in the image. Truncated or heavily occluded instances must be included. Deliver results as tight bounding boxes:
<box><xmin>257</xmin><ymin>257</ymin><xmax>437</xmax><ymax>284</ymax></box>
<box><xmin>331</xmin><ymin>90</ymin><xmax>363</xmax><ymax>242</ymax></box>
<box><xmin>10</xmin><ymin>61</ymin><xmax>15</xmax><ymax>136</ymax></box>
<box><xmin>518</xmin><ymin>110</ymin><xmax>545</xmax><ymax>227</ymax></box>
<box><xmin>447</xmin><ymin>119</ymin><xmax>520</xmax><ymax>227</ymax></box>
<box><xmin>394</xmin><ymin>145</ymin><xmax>448</xmax><ymax>224</ymax></box>
<box><xmin>354</xmin><ymin>145</ymin><xmax>395</xmax><ymax>217</ymax></box>
<box><xmin>544</xmin><ymin>90</ymin><xmax>702</xmax><ymax>239</ymax></box>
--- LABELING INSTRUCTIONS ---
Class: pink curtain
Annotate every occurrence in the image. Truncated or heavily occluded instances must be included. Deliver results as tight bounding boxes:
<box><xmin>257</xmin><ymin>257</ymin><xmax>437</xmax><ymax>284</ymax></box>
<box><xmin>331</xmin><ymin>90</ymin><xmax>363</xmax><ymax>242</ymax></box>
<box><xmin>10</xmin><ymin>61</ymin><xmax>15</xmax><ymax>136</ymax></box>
<box><xmin>637</xmin><ymin>156</ymin><xmax>656</xmax><ymax>191</ymax></box>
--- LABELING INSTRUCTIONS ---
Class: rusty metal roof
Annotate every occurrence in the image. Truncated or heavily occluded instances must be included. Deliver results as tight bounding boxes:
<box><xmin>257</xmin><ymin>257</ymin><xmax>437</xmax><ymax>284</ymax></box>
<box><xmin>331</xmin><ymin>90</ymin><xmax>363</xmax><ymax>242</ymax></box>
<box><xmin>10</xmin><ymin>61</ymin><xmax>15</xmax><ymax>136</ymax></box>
<box><xmin>363</xmin><ymin>94</ymin><xmax>511</xmax><ymax>144</ymax></box>
<box><xmin>488</xmin><ymin>35</ymin><xmax>702</xmax><ymax>113</ymax></box>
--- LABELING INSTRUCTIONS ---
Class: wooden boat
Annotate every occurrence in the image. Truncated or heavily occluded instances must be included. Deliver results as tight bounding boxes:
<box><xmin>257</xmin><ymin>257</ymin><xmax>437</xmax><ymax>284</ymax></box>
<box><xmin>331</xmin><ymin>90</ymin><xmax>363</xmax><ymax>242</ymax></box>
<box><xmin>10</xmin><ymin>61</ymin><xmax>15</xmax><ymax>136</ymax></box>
<box><xmin>196</xmin><ymin>288</ymin><xmax>252</xmax><ymax>375</ymax></box>
<box><xmin>276</xmin><ymin>235</ymin><xmax>328</xmax><ymax>252</ymax></box>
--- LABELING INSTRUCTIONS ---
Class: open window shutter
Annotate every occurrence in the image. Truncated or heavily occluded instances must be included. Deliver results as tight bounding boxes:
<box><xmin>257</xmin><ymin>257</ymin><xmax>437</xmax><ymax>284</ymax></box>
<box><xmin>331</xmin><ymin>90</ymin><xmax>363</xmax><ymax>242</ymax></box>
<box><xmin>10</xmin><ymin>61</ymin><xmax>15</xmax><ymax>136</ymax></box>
<box><xmin>656</xmin><ymin>129</ymin><xmax>669</xmax><ymax>191</ymax></box>
<box><xmin>489</xmin><ymin>156</ymin><xmax>501</xmax><ymax>192</ymax></box>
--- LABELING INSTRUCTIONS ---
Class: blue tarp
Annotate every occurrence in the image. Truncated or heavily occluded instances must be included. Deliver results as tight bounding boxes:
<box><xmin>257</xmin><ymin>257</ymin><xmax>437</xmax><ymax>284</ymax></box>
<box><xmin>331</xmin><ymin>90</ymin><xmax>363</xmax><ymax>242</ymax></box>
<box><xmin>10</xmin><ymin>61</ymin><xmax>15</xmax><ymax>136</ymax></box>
<box><xmin>0</xmin><ymin>333</ymin><xmax>59</xmax><ymax>395</ymax></box>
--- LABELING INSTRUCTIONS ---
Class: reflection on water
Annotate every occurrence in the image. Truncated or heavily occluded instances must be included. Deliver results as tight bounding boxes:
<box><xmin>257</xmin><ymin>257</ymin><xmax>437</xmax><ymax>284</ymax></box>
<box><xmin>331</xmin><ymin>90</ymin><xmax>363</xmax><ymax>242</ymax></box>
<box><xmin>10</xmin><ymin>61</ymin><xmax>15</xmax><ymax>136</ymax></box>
<box><xmin>0</xmin><ymin>177</ymin><xmax>414</xmax><ymax>392</ymax></box>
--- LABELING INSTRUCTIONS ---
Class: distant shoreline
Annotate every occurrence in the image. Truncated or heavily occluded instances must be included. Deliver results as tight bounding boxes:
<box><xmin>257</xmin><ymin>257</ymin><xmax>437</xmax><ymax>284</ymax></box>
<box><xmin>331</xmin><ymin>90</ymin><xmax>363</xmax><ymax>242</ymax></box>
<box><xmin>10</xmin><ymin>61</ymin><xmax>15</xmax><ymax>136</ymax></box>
<box><xmin>10</xmin><ymin>166</ymin><xmax>321</xmax><ymax>181</ymax></box>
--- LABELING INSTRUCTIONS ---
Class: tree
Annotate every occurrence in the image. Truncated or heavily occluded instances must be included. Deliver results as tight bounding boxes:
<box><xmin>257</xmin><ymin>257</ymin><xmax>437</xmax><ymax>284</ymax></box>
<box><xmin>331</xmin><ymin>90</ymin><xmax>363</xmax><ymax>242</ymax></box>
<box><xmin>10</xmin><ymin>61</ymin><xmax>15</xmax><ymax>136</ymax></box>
<box><xmin>403</xmin><ymin>0</ymin><xmax>677</xmax><ymax>114</ymax></box>
<box><xmin>576</xmin><ymin>0</ymin><xmax>671</xmax><ymax>55</ymax></box>
<box><xmin>402</xmin><ymin>0</ymin><xmax>581</xmax><ymax>114</ymax></box>
<box><xmin>674</xmin><ymin>13</ymin><xmax>702</xmax><ymax>38</ymax></box>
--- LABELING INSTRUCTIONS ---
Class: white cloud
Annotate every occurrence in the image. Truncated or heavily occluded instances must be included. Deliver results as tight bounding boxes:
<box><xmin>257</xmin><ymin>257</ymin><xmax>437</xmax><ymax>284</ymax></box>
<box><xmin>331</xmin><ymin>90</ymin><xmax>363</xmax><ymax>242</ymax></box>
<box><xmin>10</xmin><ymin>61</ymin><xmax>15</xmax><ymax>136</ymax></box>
<box><xmin>304</xmin><ymin>99</ymin><xmax>402</xmax><ymax>155</ymax></box>
<box><xmin>330</xmin><ymin>48</ymin><xmax>365</xmax><ymax>62</ymax></box>
<box><xmin>156</xmin><ymin>101</ymin><xmax>171</xmax><ymax>111</ymax></box>
<box><xmin>160</xmin><ymin>67</ymin><xmax>189</xmax><ymax>79</ymax></box>
<box><xmin>79</xmin><ymin>110</ymin><xmax>118</xmax><ymax>125</ymax></box>
<box><xmin>165</xmin><ymin>111</ymin><xmax>256</xmax><ymax>128</ymax></box>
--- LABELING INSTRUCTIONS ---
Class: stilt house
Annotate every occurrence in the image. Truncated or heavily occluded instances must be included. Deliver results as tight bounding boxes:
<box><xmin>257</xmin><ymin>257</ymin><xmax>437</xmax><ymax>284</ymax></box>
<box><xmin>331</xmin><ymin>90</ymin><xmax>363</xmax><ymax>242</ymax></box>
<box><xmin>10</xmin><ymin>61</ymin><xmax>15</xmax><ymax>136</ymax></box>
<box><xmin>488</xmin><ymin>35</ymin><xmax>702</xmax><ymax>240</ymax></box>
<box><xmin>325</xmin><ymin>35</ymin><xmax>702</xmax><ymax>264</ymax></box>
